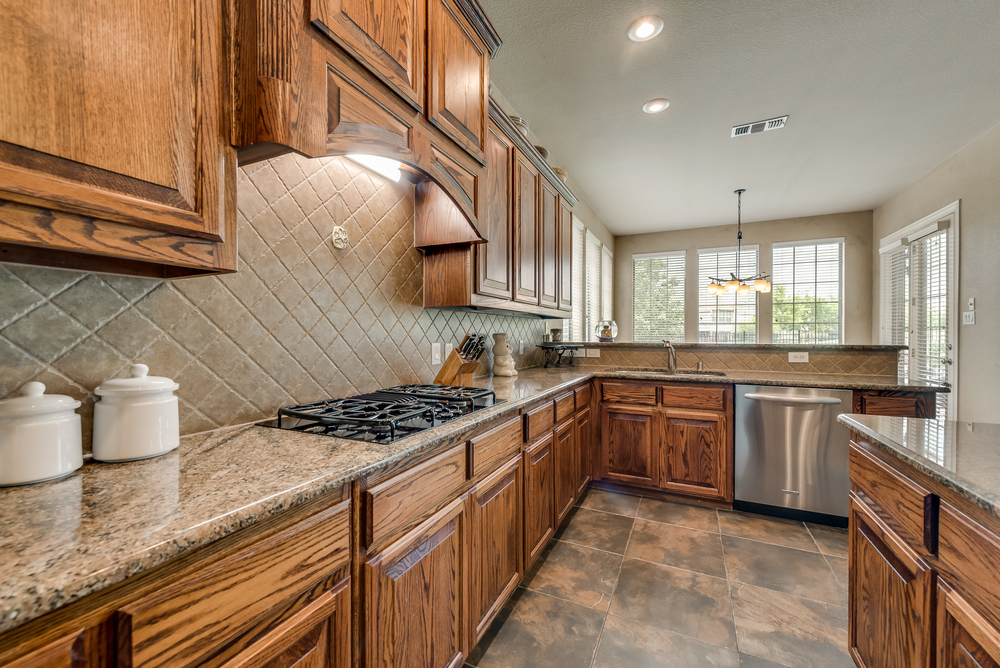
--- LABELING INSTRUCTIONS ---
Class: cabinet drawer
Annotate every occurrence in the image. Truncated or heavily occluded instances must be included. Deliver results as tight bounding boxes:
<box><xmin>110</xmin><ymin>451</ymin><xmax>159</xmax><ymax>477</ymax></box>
<box><xmin>470</xmin><ymin>416</ymin><xmax>522</xmax><ymax>478</ymax></box>
<box><xmin>849</xmin><ymin>442</ymin><xmax>931</xmax><ymax>552</ymax></box>
<box><xmin>366</xmin><ymin>443</ymin><xmax>468</xmax><ymax>549</ymax></box>
<box><xmin>574</xmin><ymin>384</ymin><xmax>592</xmax><ymax>410</ymax></box>
<box><xmin>6</xmin><ymin>630</ymin><xmax>84</xmax><ymax>668</ymax></box>
<box><xmin>602</xmin><ymin>382</ymin><xmax>657</xmax><ymax>406</ymax></box>
<box><xmin>554</xmin><ymin>392</ymin><xmax>575</xmax><ymax>424</ymax></box>
<box><xmin>660</xmin><ymin>384</ymin><xmax>726</xmax><ymax>411</ymax></box>
<box><xmin>855</xmin><ymin>390</ymin><xmax>936</xmax><ymax>418</ymax></box>
<box><xmin>938</xmin><ymin>503</ymin><xmax>1000</xmax><ymax>631</ymax></box>
<box><xmin>117</xmin><ymin>501</ymin><xmax>351</xmax><ymax>668</ymax></box>
<box><xmin>524</xmin><ymin>402</ymin><xmax>555</xmax><ymax>442</ymax></box>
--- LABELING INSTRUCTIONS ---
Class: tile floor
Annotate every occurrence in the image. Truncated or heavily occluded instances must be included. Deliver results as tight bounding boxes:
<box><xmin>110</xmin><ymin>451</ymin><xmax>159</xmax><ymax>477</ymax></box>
<box><xmin>467</xmin><ymin>488</ymin><xmax>852</xmax><ymax>668</ymax></box>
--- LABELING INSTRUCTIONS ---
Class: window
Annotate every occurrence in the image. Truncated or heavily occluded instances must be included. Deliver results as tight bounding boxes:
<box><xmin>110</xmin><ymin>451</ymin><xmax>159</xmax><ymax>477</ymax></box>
<box><xmin>879</xmin><ymin>201</ymin><xmax>959</xmax><ymax>419</ymax></box>
<box><xmin>632</xmin><ymin>251</ymin><xmax>685</xmax><ymax>342</ymax></box>
<box><xmin>771</xmin><ymin>239</ymin><xmax>844</xmax><ymax>345</ymax></box>
<box><xmin>565</xmin><ymin>221</ymin><xmax>613</xmax><ymax>342</ymax></box>
<box><xmin>698</xmin><ymin>247</ymin><xmax>758</xmax><ymax>343</ymax></box>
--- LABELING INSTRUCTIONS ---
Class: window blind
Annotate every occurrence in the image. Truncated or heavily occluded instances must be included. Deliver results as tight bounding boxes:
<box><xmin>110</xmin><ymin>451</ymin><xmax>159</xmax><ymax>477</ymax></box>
<box><xmin>632</xmin><ymin>251</ymin><xmax>685</xmax><ymax>342</ymax></box>
<box><xmin>601</xmin><ymin>247</ymin><xmax>614</xmax><ymax>322</ymax></box>
<box><xmin>567</xmin><ymin>220</ymin><xmax>586</xmax><ymax>341</ymax></box>
<box><xmin>910</xmin><ymin>228</ymin><xmax>950</xmax><ymax>418</ymax></box>
<box><xmin>771</xmin><ymin>240</ymin><xmax>844</xmax><ymax>345</ymax></box>
<box><xmin>585</xmin><ymin>231</ymin><xmax>602</xmax><ymax>342</ymax></box>
<box><xmin>881</xmin><ymin>245</ymin><xmax>909</xmax><ymax>375</ymax></box>
<box><xmin>697</xmin><ymin>247</ymin><xmax>758</xmax><ymax>343</ymax></box>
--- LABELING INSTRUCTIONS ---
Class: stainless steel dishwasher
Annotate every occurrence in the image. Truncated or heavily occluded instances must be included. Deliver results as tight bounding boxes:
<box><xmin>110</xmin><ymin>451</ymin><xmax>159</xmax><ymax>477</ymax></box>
<box><xmin>735</xmin><ymin>385</ymin><xmax>853</xmax><ymax>522</ymax></box>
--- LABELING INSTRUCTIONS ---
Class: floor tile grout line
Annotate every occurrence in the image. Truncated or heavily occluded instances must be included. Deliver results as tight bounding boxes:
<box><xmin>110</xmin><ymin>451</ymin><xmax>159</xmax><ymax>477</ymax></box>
<box><xmin>720</xmin><ymin>515</ymin><xmax>742</xmax><ymax>657</ymax></box>
<box><xmin>588</xmin><ymin>510</ymin><xmax>638</xmax><ymax>668</ymax></box>
<box><xmin>727</xmin><ymin>577</ymin><xmax>850</xmax><ymax>610</ymax></box>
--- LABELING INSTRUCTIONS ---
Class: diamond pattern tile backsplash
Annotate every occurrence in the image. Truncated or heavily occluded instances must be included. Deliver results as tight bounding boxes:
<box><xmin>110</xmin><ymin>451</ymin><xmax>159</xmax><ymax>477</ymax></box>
<box><xmin>0</xmin><ymin>154</ymin><xmax>546</xmax><ymax>450</ymax></box>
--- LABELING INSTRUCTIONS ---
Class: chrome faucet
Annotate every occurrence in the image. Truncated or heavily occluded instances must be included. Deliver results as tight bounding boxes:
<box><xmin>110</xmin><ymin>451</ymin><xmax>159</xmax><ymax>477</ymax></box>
<box><xmin>662</xmin><ymin>341</ymin><xmax>677</xmax><ymax>374</ymax></box>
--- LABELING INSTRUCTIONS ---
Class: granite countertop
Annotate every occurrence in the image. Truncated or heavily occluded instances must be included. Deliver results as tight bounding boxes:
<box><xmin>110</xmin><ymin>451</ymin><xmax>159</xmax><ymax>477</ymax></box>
<box><xmin>839</xmin><ymin>414</ymin><xmax>1000</xmax><ymax>519</ymax></box>
<box><xmin>596</xmin><ymin>368</ymin><xmax>948</xmax><ymax>393</ymax></box>
<box><xmin>0</xmin><ymin>367</ymin><xmax>946</xmax><ymax>633</ymax></box>
<box><xmin>564</xmin><ymin>342</ymin><xmax>908</xmax><ymax>351</ymax></box>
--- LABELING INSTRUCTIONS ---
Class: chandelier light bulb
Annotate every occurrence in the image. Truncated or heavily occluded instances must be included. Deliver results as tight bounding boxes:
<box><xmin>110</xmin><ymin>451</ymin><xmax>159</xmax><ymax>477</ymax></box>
<box><xmin>726</xmin><ymin>280</ymin><xmax>739</xmax><ymax>293</ymax></box>
<box><xmin>738</xmin><ymin>283</ymin><xmax>751</xmax><ymax>296</ymax></box>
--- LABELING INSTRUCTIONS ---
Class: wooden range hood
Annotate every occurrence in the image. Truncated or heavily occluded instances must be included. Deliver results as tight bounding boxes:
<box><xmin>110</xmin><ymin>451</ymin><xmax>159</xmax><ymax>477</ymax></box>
<box><xmin>232</xmin><ymin>0</ymin><xmax>502</xmax><ymax>250</ymax></box>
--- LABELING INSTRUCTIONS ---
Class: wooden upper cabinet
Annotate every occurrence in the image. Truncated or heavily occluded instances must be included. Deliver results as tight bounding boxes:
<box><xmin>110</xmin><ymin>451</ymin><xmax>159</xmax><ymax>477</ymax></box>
<box><xmin>513</xmin><ymin>150</ymin><xmax>540</xmax><ymax>304</ymax></box>
<box><xmin>659</xmin><ymin>409</ymin><xmax>730</xmax><ymax>502</ymax></box>
<box><xmin>558</xmin><ymin>198</ymin><xmax>573</xmax><ymax>312</ymax></box>
<box><xmin>365</xmin><ymin>496</ymin><xmax>468</xmax><ymax>668</ymax></box>
<box><xmin>310</xmin><ymin>0</ymin><xmax>426</xmax><ymax>110</ymax></box>
<box><xmin>427</xmin><ymin>0</ymin><xmax>489</xmax><ymax>163</ymax></box>
<box><xmin>538</xmin><ymin>179</ymin><xmax>559</xmax><ymax>309</ymax></box>
<box><xmin>601</xmin><ymin>405</ymin><xmax>659</xmax><ymax>489</ymax></box>
<box><xmin>475</xmin><ymin>121</ymin><xmax>513</xmax><ymax>300</ymax></box>
<box><xmin>849</xmin><ymin>497</ymin><xmax>934</xmax><ymax>668</ymax></box>
<box><xmin>0</xmin><ymin>0</ymin><xmax>236</xmax><ymax>277</ymax></box>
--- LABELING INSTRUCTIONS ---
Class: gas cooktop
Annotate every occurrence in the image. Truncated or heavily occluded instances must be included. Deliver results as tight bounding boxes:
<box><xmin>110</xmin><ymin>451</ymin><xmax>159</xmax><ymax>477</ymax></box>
<box><xmin>262</xmin><ymin>385</ymin><xmax>499</xmax><ymax>444</ymax></box>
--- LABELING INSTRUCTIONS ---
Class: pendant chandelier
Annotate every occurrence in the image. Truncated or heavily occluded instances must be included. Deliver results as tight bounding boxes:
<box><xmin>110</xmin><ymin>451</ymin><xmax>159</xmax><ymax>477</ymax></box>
<box><xmin>707</xmin><ymin>189</ymin><xmax>771</xmax><ymax>296</ymax></box>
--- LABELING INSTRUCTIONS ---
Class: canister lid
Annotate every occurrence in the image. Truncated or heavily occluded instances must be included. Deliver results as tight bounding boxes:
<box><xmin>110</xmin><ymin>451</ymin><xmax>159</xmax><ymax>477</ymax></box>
<box><xmin>95</xmin><ymin>364</ymin><xmax>180</xmax><ymax>396</ymax></box>
<box><xmin>0</xmin><ymin>382</ymin><xmax>82</xmax><ymax>418</ymax></box>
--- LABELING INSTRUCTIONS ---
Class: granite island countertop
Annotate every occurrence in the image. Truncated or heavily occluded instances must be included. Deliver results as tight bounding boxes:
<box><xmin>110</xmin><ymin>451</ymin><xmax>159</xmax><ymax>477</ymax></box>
<box><xmin>839</xmin><ymin>414</ymin><xmax>1000</xmax><ymax>519</ymax></box>
<box><xmin>0</xmin><ymin>367</ymin><xmax>947</xmax><ymax>633</ymax></box>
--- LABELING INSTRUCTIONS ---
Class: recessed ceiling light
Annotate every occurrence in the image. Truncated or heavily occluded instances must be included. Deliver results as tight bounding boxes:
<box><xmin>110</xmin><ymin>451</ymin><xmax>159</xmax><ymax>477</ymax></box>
<box><xmin>643</xmin><ymin>99</ymin><xmax>670</xmax><ymax>114</ymax></box>
<box><xmin>628</xmin><ymin>16</ymin><xmax>664</xmax><ymax>42</ymax></box>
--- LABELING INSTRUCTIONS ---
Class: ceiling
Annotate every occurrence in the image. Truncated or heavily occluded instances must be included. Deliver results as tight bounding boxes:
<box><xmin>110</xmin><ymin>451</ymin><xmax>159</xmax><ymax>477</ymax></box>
<box><xmin>479</xmin><ymin>0</ymin><xmax>1000</xmax><ymax>235</ymax></box>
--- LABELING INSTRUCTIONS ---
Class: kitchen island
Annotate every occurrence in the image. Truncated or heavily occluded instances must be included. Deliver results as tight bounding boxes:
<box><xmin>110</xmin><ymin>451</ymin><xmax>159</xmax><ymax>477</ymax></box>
<box><xmin>840</xmin><ymin>414</ymin><xmax>1000</xmax><ymax>667</ymax></box>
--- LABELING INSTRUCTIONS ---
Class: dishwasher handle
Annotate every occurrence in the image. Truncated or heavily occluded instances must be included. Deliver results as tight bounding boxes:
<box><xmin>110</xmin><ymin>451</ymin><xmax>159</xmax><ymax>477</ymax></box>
<box><xmin>743</xmin><ymin>393</ymin><xmax>842</xmax><ymax>405</ymax></box>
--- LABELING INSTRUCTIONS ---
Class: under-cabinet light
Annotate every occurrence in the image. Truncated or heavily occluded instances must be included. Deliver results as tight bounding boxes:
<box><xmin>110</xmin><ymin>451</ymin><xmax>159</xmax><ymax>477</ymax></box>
<box><xmin>346</xmin><ymin>154</ymin><xmax>402</xmax><ymax>182</ymax></box>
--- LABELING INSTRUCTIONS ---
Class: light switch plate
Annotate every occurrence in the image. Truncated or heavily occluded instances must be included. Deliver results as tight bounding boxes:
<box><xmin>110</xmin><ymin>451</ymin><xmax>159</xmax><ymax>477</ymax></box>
<box><xmin>587</xmin><ymin>348</ymin><xmax>601</xmax><ymax>358</ymax></box>
<box><xmin>519</xmin><ymin>340</ymin><xmax>524</xmax><ymax>354</ymax></box>
<box><xmin>964</xmin><ymin>311</ymin><xmax>976</xmax><ymax>325</ymax></box>
<box><xmin>789</xmin><ymin>352</ymin><xmax>809</xmax><ymax>363</ymax></box>
<box><xmin>969</xmin><ymin>297</ymin><xmax>976</xmax><ymax>311</ymax></box>
<box><xmin>445</xmin><ymin>342</ymin><xmax>454</xmax><ymax>358</ymax></box>
<box><xmin>432</xmin><ymin>342</ymin><xmax>442</xmax><ymax>365</ymax></box>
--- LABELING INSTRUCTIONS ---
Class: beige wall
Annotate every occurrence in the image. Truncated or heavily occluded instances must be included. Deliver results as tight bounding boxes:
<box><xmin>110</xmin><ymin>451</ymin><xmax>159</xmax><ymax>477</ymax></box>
<box><xmin>614</xmin><ymin>211</ymin><xmax>874</xmax><ymax>344</ymax></box>
<box><xmin>872</xmin><ymin>121</ymin><xmax>1000</xmax><ymax>422</ymax></box>
<box><xmin>0</xmin><ymin>154</ymin><xmax>546</xmax><ymax>450</ymax></box>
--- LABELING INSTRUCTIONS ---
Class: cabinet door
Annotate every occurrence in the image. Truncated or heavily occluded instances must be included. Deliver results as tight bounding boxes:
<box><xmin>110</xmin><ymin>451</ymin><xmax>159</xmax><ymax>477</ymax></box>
<box><xmin>538</xmin><ymin>179</ymin><xmax>559</xmax><ymax>309</ymax></box>
<box><xmin>5</xmin><ymin>631</ymin><xmax>84</xmax><ymax>668</ymax></box>
<box><xmin>553</xmin><ymin>419</ymin><xmax>577</xmax><ymax>525</ymax></box>
<box><xmin>575</xmin><ymin>407</ymin><xmax>593</xmax><ymax>497</ymax></box>
<box><xmin>221</xmin><ymin>579</ymin><xmax>350</xmax><ymax>668</ymax></box>
<box><xmin>427</xmin><ymin>0</ymin><xmax>489</xmax><ymax>162</ymax></box>
<box><xmin>558</xmin><ymin>198</ymin><xmax>573</xmax><ymax>311</ymax></box>
<box><xmin>311</xmin><ymin>0</ymin><xmax>425</xmax><ymax>110</ymax></box>
<box><xmin>601</xmin><ymin>405</ymin><xmax>659</xmax><ymax>489</ymax></box>
<box><xmin>849</xmin><ymin>497</ymin><xmax>934</xmax><ymax>668</ymax></box>
<box><xmin>366</xmin><ymin>496</ymin><xmax>467</xmax><ymax>668</ymax></box>
<box><xmin>524</xmin><ymin>434</ymin><xmax>555</xmax><ymax>567</ymax></box>
<box><xmin>659</xmin><ymin>409</ymin><xmax>730</xmax><ymax>502</ymax></box>
<box><xmin>938</xmin><ymin>580</ymin><xmax>1000</xmax><ymax>668</ymax></box>
<box><xmin>475</xmin><ymin>121</ymin><xmax>513</xmax><ymax>299</ymax></box>
<box><xmin>0</xmin><ymin>0</ymin><xmax>235</xmax><ymax>276</ymax></box>
<box><xmin>468</xmin><ymin>455</ymin><xmax>523</xmax><ymax>646</ymax></box>
<box><xmin>512</xmin><ymin>150</ymin><xmax>540</xmax><ymax>304</ymax></box>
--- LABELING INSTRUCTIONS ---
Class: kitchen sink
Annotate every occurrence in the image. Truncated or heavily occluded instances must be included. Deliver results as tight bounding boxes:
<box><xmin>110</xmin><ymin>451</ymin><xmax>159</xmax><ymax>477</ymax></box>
<box><xmin>611</xmin><ymin>368</ymin><xmax>727</xmax><ymax>377</ymax></box>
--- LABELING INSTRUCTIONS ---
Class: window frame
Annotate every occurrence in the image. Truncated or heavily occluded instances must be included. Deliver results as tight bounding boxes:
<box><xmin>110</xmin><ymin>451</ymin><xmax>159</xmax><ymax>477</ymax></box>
<box><xmin>770</xmin><ymin>237</ymin><xmax>846</xmax><ymax>345</ymax></box>
<box><xmin>631</xmin><ymin>250</ymin><xmax>686</xmax><ymax>343</ymax></box>
<box><xmin>697</xmin><ymin>244</ymin><xmax>760</xmax><ymax>344</ymax></box>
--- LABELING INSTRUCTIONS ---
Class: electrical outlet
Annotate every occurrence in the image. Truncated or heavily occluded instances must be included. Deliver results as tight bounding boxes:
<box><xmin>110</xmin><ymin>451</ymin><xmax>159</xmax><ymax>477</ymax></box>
<box><xmin>444</xmin><ymin>342</ymin><xmax>454</xmax><ymax>358</ymax></box>
<box><xmin>587</xmin><ymin>348</ymin><xmax>601</xmax><ymax>358</ymax></box>
<box><xmin>432</xmin><ymin>342</ymin><xmax>442</xmax><ymax>365</ymax></box>
<box><xmin>789</xmin><ymin>352</ymin><xmax>809</xmax><ymax>363</ymax></box>
<box><xmin>519</xmin><ymin>340</ymin><xmax>524</xmax><ymax>354</ymax></box>
<box><xmin>964</xmin><ymin>311</ymin><xmax>976</xmax><ymax>325</ymax></box>
<box><xmin>969</xmin><ymin>297</ymin><xmax>976</xmax><ymax>311</ymax></box>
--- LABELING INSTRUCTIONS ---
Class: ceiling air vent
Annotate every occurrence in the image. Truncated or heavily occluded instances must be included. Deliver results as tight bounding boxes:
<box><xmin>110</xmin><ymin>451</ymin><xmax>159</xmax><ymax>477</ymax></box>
<box><xmin>731</xmin><ymin>115</ymin><xmax>788</xmax><ymax>138</ymax></box>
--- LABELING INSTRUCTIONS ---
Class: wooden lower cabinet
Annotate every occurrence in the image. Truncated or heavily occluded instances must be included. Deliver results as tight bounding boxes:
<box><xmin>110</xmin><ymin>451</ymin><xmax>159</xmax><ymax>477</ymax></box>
<box><xmin>365</xmin><ymin>495</ymin><xmax>468</xmax><ymax>668</ymax></box>
<box><xmin>938</xmin><ymin>581</ymin><xmax>1000</xmax><ymax>668</ymax></box>
<box><xmin>468</xmin><ymin>455</ymin><xmax>523</xmax><ymax>646</ymax></box>
<box><xmin>221</xmin><ymin>579</ymin><xmax>350</xmax><ymax>668</ymax></box>
<box><xmin>553</xmin><ymin>419</ymin><xmax>576</xmax><ymax>524</ymax></box>
<box><xmin>5</xmin><ymin>631</ymin><xmax>84</xmax><ymax>668</ymax></box>
<box><xmin>659</xmin><ymin>408</ymin><xmax>730</xmax><ymax>502</ymax></box>
<box><xmin>524</xmin><ymin>434</ymin><xmax>555</xmax><ymax>567</ymax></box>
<box><xmin>601</xmin><ymin>404</ymin><xmax>659</xmax><ymax>489</ymax></box>
<box><xmin>575</xmin><ymin>407</ymin><xmax>592</xmax><ymax>497</ymax></box>
<box><xmin>848</xmin><ymin>496</ymin><xmax>934</xmax><ymax>668</ymax></box>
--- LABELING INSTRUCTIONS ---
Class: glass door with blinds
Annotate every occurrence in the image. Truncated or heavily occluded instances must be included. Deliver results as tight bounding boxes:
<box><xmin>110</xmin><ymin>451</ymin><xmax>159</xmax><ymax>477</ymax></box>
<box><xmin>632</xmin><ymin>251</ymin><xmax>685</xmax><ymax>342</ymax></box>
<box><xmin>879</xmin><ymin>202</ymin><xmax>958</xmax><ymax>419</ymax></box>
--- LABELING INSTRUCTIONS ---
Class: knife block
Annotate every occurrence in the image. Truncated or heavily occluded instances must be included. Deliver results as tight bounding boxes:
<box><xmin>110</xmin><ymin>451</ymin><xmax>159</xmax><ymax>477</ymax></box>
<box><xmin>433</xmin><ymin>335</ymin><xmax>483</xmax><ymax>387</ymax></box>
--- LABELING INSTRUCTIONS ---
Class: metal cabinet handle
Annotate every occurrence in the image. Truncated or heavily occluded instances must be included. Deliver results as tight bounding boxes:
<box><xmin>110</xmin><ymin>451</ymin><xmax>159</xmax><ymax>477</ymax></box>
<box><xmin>743</xmin><ymin>393</ymin><xmax>842</xmax><ymax>405</ymax></box>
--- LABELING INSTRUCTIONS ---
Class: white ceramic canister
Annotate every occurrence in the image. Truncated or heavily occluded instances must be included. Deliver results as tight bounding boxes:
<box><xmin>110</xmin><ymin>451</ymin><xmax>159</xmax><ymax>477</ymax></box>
<box><xmin>93</xmin><ymin>364</ymin><xmax>180</xmax><ymax>462</ymax></box>
<box><xmin>0</xmin><ymin>382</ymin><xmax>83</xmax><ymax>486</ymax></box>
